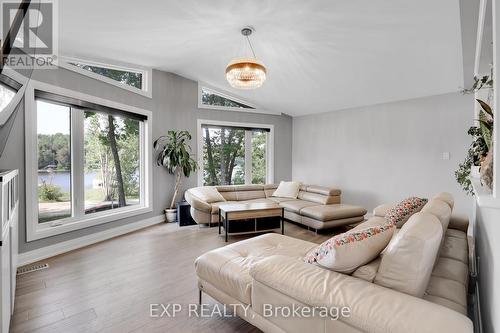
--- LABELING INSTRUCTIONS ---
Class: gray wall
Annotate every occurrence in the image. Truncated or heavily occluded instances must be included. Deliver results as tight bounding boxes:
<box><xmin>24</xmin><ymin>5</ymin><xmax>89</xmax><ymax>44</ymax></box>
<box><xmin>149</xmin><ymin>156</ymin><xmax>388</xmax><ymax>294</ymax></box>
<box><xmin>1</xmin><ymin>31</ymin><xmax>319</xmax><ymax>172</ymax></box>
<box><xmin>0</xmin><ymin>67</ymin><xmax>292</xmax><ymax>253</ymax></box>
<box><xmin>475</xmin><ymin>204</ymin><xmax>500</xmax><ymax>333</ymax></box>
<box><xmin>292</xmin><ymin>92</ymin><xmax>474</xmax><ymax>216</ymax></box>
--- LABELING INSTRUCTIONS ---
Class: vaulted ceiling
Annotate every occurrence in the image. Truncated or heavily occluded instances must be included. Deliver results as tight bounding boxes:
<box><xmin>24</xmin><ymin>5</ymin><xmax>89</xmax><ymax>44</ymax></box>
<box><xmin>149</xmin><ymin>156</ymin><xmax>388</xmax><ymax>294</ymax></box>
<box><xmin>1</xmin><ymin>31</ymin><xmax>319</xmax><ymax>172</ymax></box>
<box><xmin>60</xmin><ymin>0</ymin><xmax>464</xmax><ymax>116</ymax></box>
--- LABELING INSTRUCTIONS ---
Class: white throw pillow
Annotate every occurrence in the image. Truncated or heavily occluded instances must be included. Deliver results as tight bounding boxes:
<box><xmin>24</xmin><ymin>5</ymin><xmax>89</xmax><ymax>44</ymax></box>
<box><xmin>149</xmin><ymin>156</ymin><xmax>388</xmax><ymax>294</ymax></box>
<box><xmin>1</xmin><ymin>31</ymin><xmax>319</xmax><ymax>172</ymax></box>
<box><xmin>304</xmin><ymin>223</ymin><xmax>395</xmax><ymax>274</ymax></box>
<box><xmin>272</xmin><ymin>181</ymin><xmax>301</xmax><ymax>199</ymax></box>
<box><xmin>189</xmin><ymin>187</ymin><xmax>225</xmax><ymax>203</ymax></box>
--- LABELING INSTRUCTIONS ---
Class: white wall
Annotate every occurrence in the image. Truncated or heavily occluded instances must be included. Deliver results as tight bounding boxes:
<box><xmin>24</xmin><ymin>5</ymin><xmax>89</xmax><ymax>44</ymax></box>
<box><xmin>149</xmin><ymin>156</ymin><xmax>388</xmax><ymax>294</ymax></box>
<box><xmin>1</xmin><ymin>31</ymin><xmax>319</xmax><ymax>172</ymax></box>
<box><xmin>292</xmin><ymin>92</ymin><xmax>474</xmax><ymax>216</ymax></box>
<box><xmin>475</xmin><ymin>203</ymin><xmax>500</xmax><ymax>333</ymax></box>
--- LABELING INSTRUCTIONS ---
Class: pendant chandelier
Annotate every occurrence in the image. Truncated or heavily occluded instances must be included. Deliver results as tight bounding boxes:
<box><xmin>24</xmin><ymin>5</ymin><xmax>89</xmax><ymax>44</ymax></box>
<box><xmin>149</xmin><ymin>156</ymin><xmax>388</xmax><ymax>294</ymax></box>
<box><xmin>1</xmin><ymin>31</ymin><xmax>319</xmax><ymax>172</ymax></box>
<box><xmin>226</xmin><ymin>27</ymin><xmax>267</xmax><ymax>89</ymax></box>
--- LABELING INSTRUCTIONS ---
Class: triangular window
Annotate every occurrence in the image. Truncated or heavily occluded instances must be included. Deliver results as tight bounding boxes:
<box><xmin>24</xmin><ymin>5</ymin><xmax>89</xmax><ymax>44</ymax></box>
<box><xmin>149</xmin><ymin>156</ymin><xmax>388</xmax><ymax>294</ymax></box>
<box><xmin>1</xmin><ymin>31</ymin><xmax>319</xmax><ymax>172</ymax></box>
<box><xmin>201</xmin><ymin>87</ymin><xmax>254</xmax><ymax>109</ymax></box>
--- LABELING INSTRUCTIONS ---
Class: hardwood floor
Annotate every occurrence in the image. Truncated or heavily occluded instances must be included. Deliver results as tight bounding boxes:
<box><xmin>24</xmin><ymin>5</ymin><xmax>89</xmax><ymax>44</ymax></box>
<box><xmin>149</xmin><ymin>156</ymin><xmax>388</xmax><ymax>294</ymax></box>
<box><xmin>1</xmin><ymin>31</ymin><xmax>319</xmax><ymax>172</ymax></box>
<box><xmin>11</xmin><ymin>221</ymin><xmax>342</xmax><ymax>333</ymax></box>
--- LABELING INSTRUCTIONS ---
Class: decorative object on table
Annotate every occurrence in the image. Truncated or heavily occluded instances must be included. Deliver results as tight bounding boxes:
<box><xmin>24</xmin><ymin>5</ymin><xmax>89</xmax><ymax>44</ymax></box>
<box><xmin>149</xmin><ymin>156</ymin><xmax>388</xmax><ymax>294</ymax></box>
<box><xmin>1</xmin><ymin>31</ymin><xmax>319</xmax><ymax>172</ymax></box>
<box><xmin>154</xmin><ymin>130</ymin><xmax>198</xmax><ymax>222</ymax></box>
<box><xmin>226</xmin><ymin>27</ymin><xmax>267</xmax><ymax>89</ymax></box>
<box><xmin>455</xmin><ymin>98</ymin><xmax>493</xmax><ymax>194</ymax></box>
<box><xmin>176</xmin><ymin>201</ymin><xmax>196</xmax><ymax>227</ymax></box>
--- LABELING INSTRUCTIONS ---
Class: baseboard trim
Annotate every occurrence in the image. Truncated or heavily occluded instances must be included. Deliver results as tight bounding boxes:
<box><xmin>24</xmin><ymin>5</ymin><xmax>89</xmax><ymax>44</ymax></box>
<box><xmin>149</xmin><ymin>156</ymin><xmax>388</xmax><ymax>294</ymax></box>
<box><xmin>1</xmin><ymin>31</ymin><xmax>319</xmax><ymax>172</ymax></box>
<box><xmin>17</xmin><ymin>215</ymin><xmax>165</xmax><ymax>267</ymax></box>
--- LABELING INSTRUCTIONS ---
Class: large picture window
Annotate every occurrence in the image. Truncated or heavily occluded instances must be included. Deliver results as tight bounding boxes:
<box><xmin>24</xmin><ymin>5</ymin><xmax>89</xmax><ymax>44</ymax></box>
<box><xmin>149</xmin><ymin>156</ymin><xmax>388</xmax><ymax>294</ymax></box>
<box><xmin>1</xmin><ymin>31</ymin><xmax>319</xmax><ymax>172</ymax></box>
<box><xmin>26</xmin><ymin>84</ymin><xmax>152</xmax><ymax>241</ymax></box>
<box><xmin>198</xmin><ymin>120</ymin><xmax>273</xmax><ymax>186</ymax></box>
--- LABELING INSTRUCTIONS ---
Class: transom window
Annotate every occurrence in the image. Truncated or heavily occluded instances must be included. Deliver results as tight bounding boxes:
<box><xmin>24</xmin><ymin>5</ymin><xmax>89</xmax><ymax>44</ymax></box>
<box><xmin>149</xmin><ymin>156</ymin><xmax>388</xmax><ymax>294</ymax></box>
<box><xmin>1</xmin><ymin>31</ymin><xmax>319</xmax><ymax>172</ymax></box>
<box><xmin>26</xmin><ymin>84</ymin><xmax>152</xmax><ymax>241</ymax></box>
<box><xmin>198</xmin><ymin>120</ymin><xmax>274</xmax><ymax>186</ymax></box>
<box><xmin>200</xmin><ymin>87</ymin><xmax>255</xmax><ymax>109</ymax></box>
<box><xmin>67</xmin><ymin>62</ymin><xmax>143</xmax><ymax>89</ymax></box>
<box><xmin>59</xmin><ymin>57</ymin><xmax>152</xmax><ymax>98</ymax></box>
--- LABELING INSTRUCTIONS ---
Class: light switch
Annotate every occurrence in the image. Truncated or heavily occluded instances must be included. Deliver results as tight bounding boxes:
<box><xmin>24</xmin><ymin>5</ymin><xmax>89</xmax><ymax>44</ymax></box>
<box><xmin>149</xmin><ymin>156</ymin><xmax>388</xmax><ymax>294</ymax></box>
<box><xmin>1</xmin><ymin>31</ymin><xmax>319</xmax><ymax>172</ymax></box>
<box><xmin>442</xmin><ymin>152</ymin><xmax>450</xmax><ymax>160</ymax></box>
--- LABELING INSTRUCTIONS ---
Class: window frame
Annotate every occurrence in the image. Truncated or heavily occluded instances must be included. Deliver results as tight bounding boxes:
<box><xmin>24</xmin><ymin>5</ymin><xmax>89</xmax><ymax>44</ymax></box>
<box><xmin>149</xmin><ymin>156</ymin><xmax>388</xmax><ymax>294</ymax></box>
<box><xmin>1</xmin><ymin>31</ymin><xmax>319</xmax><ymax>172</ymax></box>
<box><xmin>197</xmin><ymin>119</ymin><xmax>274</xmax><ymax>186</ymax></box>
<box><xmin>25</xmin><ymin>80</ymin><xmax>153</xmax><ymax>241</ymax></box>
<box><xmin>59</xmin><ymin>56</ymin><xmax>153</xmax><ymax>98</ymax></box>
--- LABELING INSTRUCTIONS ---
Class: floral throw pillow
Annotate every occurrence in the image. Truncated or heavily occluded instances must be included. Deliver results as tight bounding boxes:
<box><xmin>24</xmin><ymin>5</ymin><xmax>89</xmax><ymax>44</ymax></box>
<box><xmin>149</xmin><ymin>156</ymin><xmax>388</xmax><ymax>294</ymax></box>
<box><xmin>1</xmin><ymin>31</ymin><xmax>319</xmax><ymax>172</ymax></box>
<box><xmin>304</xmin><ymin>223</ymin><xmax>394</xmax><ymax>274</ymax></box>
<box><xmin>384</xmin><ymin>197</ymin><xmax>428</xmax><ymax>228</ymax></box>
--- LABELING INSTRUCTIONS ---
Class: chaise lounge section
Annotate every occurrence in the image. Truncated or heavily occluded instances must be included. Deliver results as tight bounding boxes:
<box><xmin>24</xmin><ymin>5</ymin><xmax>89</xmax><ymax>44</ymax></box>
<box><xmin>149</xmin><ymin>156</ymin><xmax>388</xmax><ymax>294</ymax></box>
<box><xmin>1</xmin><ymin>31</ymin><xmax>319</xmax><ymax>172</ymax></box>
<box><xmin>185</xmin><ymin>184</ymin><xmax>367</xmax><ymax>231</ymax></box>
<box><xmin>194</xmin><ymin>192</ymin><xmax>473</xmax><ymax>333</ymax></box>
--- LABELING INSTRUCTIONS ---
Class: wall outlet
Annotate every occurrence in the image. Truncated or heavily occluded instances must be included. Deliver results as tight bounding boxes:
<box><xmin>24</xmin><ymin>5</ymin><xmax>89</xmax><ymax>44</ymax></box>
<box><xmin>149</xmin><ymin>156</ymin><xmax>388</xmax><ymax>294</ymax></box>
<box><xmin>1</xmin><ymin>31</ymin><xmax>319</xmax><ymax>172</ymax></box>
<box><xmin>442</xmin><ymin>152</ymin><xmax>450</xmax><ymax>160</ymax></box>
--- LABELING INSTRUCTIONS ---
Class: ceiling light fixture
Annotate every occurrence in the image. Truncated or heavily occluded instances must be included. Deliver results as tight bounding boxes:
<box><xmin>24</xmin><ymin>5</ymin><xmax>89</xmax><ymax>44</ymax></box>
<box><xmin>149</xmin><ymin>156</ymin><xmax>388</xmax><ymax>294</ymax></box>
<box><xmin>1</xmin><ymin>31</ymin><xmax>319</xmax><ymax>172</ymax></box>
<box><xmin>226</xmin><ymin>27</ymin><xmax>267</xmax><ymax>89</ymax></box>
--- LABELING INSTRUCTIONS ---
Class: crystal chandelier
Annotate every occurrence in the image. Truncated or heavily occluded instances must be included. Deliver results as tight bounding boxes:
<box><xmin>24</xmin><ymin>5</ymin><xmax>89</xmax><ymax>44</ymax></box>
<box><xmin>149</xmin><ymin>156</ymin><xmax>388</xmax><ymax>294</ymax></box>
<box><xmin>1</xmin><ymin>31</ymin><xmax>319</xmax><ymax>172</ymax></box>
<box><xmin>226</xmin><ymin>27</ymin><xmax>267</xmax><ymax>89</ymax></box>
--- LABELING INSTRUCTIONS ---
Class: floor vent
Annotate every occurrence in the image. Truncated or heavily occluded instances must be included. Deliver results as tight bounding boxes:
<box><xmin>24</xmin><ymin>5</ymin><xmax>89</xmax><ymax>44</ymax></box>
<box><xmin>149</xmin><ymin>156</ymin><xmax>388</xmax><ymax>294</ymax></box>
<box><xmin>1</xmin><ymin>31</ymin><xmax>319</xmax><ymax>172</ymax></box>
<box><xmin>17</xmin><ymin>263</ymin><xmax>49</xmax><ymax>275</ymax></box>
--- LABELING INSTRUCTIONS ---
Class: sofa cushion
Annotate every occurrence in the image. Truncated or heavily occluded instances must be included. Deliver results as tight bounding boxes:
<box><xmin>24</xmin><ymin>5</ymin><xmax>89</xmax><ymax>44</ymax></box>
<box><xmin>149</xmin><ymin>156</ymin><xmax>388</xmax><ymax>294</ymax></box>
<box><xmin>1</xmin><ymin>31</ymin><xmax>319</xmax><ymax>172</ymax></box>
<box><xmin>423</xmin><ymin>295</ymin><xmax>467</xmax><ymax>315</ymax></box>
<box><xmin>304</xmin><ymin>223</ymin><xmax>394</xmax><ymax>273</ymax></box>
<box><xmin>432</xmin><ymin>192</ymin><xmax>454</xmax><ymax>209</ymax></box>
<box><xmin>351</xmin><ymin>257</ymin><xmax>381</xmax><ymax>282</ymax></box>
<box><xmin>351</xmin><ymin>216</ymin><xmax>388</xmax><ymax>231</ymax></box>
<box><xmin>372</xmin><ymin>203</ymin><xmax>395</xmax><ymax>217</ymax></box>
<box><xmin>210</xmin><ymin>201</ymin><xmax>238</xmax><ymax>214</ymax></box>
<box><xmin>384</xmin><ymin>197</ymin><xmax>428</xmax><ymax>227</ymax></box>
<box><xmin>421</xmin><ymin>198</ymin><xmax>452</xmax><ymax>234</ymax></box>
<box><xmin>297</xmin><ymin>191</ymin><xmax>340</xmax><ymax>205</ymax></box>
<box><xmin>235</xmin><ymin>190</ymin><xmax>266</xmax><ymax>201</ymax></box>
<box><xmin>273</xmin><ymin>181</ymin><xmax>301</xmax><ymax>199</ymax></box>
<box><xmin>300</xmin><ymin>204</ymin><xmax>367</xmax><ymax>222</ymax></box>
<box><xmin>189</xmin><ymin>186</ymin><xmax>226</xmax><ymax>203</ymax></box>
<box><xmin>279</xmin><ymin>199</ymin><xmax>319</xmax><ymax>214</ymax></box>
<box><xmin>374</xmin><ymin>212</ymin><xmax>443</xmax><ymax>297</ymax></box>
<box><xmin>432</xmin><ymin>257</ymin><xmax>468</xmax><ymax>286</ymax></box>
<box><xmin>426</xmin><ymin>276</ymin><xmax>467</xmax><ymax>307</ymax></box>
<box><xmin>440</xmin><ymin>235</ymin><xmax>468</xmax><ymax>264</ymax></box>
<box><xmin>446</xmin><ymin>228</ymin><xmax>467</xmax><ymax>240</ymax></box>
<box><xmin>305</xmin><ymin>185</ymin><xmax>341</xmax><ymax>196</ymax></box>
<box><xmin>267</xmin><ymin>196</ymin><xmax>295</xmax><ymax>204</ymax></box>
<box><xmin>195</xmin><ymin>234</ymin><xmax>316</xmax><ymax>304</ymax></box>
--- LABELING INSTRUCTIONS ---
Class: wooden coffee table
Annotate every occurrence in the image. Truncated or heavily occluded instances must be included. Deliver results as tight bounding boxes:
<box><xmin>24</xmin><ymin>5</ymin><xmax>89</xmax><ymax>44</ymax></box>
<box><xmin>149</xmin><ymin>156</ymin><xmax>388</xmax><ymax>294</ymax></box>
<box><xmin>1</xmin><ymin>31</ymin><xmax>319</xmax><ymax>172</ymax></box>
<box><xmin>218</xmin><ymin>203</ymin><xmax>284</xmax><ymax>242</ymax></box>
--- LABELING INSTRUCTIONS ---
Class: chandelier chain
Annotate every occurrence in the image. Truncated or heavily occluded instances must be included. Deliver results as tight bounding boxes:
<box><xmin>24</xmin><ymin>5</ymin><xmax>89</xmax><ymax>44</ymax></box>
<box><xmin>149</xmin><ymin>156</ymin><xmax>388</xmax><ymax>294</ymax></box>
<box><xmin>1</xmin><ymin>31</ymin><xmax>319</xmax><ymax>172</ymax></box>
<box><xmin>246</xmin><ymin>35</ymin><xmax>257</xmax><ymax>59</ymax></box>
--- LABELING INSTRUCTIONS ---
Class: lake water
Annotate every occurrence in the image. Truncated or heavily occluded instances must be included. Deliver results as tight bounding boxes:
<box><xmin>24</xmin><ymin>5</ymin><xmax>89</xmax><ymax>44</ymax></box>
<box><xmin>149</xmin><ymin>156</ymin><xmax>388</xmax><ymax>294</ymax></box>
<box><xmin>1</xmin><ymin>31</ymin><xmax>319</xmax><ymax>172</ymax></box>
<box><xmin>38</xmin><ymin>171</ymin><xmax>98</xmax><ymax>192</ymax></box>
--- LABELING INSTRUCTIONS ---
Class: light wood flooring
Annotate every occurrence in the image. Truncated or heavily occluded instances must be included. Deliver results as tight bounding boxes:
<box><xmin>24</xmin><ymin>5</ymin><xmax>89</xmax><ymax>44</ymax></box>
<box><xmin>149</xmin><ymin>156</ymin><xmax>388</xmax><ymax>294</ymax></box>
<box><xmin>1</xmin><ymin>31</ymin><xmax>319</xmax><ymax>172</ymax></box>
<box><xmin>11</xmin><ymin>221</ymin><xmax>343</xmax><ymax>333</ymax></box>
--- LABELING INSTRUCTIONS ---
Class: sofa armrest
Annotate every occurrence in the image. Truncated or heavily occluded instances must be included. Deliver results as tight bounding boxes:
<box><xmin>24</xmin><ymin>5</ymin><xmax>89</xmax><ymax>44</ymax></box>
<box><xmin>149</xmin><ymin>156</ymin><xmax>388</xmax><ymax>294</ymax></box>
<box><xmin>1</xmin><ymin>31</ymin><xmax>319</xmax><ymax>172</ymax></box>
<box><xmin>249</xmin><ymin>256</ymin><xmax>473</xmax><ymax>333</ymax></box>
<box><xmin>184</xmin><ymin>190</ymin><xmax>211</xmax><ymax>213</ymax></box>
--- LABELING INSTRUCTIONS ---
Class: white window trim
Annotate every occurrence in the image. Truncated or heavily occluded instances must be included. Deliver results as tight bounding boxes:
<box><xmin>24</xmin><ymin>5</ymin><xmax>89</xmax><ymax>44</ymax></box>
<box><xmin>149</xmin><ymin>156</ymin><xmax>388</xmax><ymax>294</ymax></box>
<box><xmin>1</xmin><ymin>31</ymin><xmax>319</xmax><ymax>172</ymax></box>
<box><xmin>58</xmin><ymin>56</ymin><xmax>153</xmax><ymax>98</ymax></box>
<box><xmin>25</xmin><ymin>80</ymin><xmax>153</xmax><ymax>241</ymax></box>
<box><xmin>197</xmin><ymin>82</ymin><xmax>281</xmax><ymax>115</ymax></box>
<box><xmin>196</xmin><ymin>119</ymin><xmax>274</xmax><ymax>186</ymax></box>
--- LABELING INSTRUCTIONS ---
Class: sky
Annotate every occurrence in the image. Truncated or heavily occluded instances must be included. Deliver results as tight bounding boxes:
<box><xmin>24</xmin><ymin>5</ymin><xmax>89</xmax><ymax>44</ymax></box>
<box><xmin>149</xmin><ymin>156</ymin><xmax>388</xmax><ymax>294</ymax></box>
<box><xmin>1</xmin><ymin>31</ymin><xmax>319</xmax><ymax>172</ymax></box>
<box><xmin>37</xmin><ymin>100</ymin><xmax>70</xmax><ymax>135</ymax></box>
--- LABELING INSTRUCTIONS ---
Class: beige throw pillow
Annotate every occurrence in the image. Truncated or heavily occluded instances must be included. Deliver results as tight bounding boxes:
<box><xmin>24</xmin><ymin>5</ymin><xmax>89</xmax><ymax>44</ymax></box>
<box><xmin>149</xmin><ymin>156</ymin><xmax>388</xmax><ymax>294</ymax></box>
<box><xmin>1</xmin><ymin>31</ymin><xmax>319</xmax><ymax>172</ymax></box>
<box><xmin>189</xmin><ymin>187</ymin><xmax>225</xmax><ymax>203</ymax></box>
<box><xmin>304</xmin><ymin>223</ymin><xmax>395</xmax><ymax>274</ymax></box>
<box><xmin>272</xmin><ymin>181</ymin><xmax>301</xmax><ymax>199</ymax></box>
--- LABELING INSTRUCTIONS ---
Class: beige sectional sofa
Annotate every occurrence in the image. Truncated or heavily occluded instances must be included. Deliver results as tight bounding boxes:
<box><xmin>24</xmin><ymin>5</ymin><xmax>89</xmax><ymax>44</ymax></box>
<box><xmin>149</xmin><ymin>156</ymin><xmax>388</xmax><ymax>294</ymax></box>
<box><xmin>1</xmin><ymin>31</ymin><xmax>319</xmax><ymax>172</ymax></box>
<box><xmin>185</xmin><ymin>184</ymin><xmax>367</xmax><ymax>230</ymax></box>
<box><xmin>194</xmin><ymin>193</ymin><xmax>473</xmax><ymax>333</ymax></box>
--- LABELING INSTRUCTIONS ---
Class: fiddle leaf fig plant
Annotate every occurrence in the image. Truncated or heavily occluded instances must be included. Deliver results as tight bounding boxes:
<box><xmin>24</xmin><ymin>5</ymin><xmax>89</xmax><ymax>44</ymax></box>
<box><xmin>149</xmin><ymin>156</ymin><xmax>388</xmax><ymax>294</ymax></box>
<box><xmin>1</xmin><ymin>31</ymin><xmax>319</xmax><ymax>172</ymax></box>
<box><xmin>154</xmin><ymin>130</ymin><xmax>198</xmax><ymax>209</ymax></box>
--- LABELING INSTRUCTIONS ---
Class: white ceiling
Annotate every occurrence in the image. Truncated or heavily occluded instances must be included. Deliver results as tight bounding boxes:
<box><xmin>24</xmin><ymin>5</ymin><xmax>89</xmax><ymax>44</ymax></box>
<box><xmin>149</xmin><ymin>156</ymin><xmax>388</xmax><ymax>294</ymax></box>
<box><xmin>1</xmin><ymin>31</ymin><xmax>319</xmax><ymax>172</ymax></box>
<box><xmin>59</xmin><ymin>0</ymin><xmax>464</xmax><ymax>116</ymax></box>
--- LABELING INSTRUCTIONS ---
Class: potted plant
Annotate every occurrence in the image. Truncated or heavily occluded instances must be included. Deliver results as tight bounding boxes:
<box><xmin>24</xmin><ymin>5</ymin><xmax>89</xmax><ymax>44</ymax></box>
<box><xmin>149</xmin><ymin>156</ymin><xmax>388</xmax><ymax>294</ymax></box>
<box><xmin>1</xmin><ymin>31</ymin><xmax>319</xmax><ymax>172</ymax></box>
<box><xmin>154</xmin><ymin>130</ymin><xmax>198</xmax><ymax>222</ymax></box>
<box><xmin>455</xmin><ymin>99</ymin><xmax>493</xmax><ymax>194</ymax></box>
